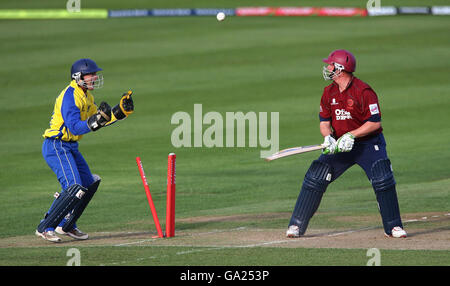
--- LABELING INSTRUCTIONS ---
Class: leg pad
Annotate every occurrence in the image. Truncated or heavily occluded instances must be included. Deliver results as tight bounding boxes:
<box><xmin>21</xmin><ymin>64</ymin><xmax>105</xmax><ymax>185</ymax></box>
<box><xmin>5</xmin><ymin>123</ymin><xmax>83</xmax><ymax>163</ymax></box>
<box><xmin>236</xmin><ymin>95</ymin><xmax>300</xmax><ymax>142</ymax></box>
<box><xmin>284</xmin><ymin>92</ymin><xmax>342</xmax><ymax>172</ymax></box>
<box><xmin>37</xmin><ymin>184</ymin><xmax>86</xmax><ymax>233</ymax></box>
<box><xmin>371</xmin><ymin>159</ymin><xmax>403</xmax><ymax>234</ymax></box>
<box><xmin>289</xmin><ymin>160</ymin><xmax>333</xmax><ymax>235</ymax></box>
<box><xmin>62</xmin><ymin>175</ymin><xmax>101</xmax><ymax>232</ymax></box>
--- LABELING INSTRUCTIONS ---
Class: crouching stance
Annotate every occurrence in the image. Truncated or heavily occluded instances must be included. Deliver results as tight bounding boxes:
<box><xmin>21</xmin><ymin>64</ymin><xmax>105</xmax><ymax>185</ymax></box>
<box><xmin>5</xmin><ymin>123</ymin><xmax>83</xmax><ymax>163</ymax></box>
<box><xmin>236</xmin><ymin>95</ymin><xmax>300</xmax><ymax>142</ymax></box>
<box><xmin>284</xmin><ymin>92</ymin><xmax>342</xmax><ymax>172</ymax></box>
<box><xmin>287</xmin><ymin>50</ymin><xmax>406</xmax><ymax>239</ymax></box>
<box><xmin>36</xmin><ymin>59</ymin><xmax>134</xmax><ymax>242</ymax></box>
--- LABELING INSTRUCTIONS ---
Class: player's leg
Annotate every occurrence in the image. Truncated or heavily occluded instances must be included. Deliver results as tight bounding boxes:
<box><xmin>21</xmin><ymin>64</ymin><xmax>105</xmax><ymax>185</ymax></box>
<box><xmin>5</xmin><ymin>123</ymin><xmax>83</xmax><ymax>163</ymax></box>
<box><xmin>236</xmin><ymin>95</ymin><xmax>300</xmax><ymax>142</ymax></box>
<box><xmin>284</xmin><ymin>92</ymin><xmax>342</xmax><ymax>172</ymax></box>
<box><xmin>371</xmin><ymin>158</ymin><xmax>406</xmax><ymax>238</ymax></box>
<box><xmin>58</xmin><ymin>148</ymin><xmax>99</xmax><ymax>239</ymax></box>
<box><xmin>38</xmin><ymin>139</ymin><xmax>83</xmax><ymax>241</ymax></box>
<box><xmin>356</xmin><ymin>134</ymin><xmax>406</xmax><ymax>238</ymax></box>
<box><xmin>37</xmin><ymin>184</ymin><xmax>87</xmax><ymax>232</ymax></box>
<box><xmin>287</xmin><ymin>153</ymin><xmax>354</xmax><ymax>237</ymax></box>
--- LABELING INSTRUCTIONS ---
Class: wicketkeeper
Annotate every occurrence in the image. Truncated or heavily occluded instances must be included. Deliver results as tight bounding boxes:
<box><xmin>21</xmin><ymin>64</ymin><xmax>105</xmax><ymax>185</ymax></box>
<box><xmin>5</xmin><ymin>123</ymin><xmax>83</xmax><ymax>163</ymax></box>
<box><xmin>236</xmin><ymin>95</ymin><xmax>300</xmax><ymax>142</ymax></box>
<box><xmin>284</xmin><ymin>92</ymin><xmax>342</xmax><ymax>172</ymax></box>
<box><xmin>36</xmin><ymin>58</ymin><xmax>134</xmax><ymax>242</ymax></box>
<box><xmin>286</xmin><ymin>50</ymin><xmax>407</xmax><ymax>238</ymax></box>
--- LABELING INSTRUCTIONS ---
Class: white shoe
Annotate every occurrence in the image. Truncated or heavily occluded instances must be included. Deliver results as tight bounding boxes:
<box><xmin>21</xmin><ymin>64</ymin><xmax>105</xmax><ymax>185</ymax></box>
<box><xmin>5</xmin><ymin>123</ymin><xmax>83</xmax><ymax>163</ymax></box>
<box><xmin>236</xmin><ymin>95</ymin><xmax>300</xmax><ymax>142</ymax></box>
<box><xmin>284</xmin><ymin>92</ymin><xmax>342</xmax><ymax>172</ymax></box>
<box><xmin>385</xmin><ymin>226</ymin><xmax>407</xmax><ymax>238</ymax></box>
<box><xmin>286</xmin><ymin>225</ymin><xmax>300</xmax><ymax>238</ymax></box>
<box><xmin>35</xmin><ymin>230</ymin><xmax>62</xmax><ymax>243</ymax></box>
<box><xmin>56</xmin><ymin>226</ymin><xmax>89</xmax><ymax>240</ymax></box>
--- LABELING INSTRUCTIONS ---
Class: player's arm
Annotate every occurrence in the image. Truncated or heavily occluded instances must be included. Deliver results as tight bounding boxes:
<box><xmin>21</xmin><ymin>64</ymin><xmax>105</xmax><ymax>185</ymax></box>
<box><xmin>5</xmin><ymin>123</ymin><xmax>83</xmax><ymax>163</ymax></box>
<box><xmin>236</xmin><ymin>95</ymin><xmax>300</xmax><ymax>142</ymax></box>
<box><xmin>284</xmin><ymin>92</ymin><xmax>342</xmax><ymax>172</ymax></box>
<box><xmin>319</xmin><ymin>92</ymin><xmax>332</xmax><ymax>137</ymax></box>
<box><xmin>318</xmin><ymin>94</ymin><xmax>337</xmax><ymax>154</ymax></box>
<box><xmin>320</xmin><ymin>121</ymin><xmax>338</xmax><ymax>154</ymax></box>
<box><xmin>320</xmin><ymin>121</ymin><xmax>332</xmax><ymax>137</ymax></box>
<box><xmin>61</xmin><ymin>90</ymin><xmax>92</xmax><ymax>135</ymax></box>
<box><xmin>350</xmin><ymin>89</ymin><xmax>382</xmax><ymax>138</ymax></box>
<box><xmin>335</xmin><ymin>121</ymin><xmax>381</xmax><ymax>153</ymax></box>
<box><xmin>349</xmin><ymin>121</ymin><xmax>381</xmax><ymax>138</ymax></box>
<box><xmin>60</xmin><ymin>88</ymin><xmax>111</xmax><ymax>133</ymax></box>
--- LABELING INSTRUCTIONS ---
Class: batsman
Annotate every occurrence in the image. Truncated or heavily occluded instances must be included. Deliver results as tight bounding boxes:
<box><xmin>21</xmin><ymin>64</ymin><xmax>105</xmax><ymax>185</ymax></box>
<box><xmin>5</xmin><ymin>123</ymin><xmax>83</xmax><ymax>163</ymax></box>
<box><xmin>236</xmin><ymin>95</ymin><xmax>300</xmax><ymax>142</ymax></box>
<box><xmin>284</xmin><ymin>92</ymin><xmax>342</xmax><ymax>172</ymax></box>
<box><xmin>36</xmin><ymin>58</ymin><xmax>134</xmax><ymax>242</ymax></box>
<box><xmin>286</xmin><ymin>50</ymin><xmax>407</xmax><ymax>238</ymax></box>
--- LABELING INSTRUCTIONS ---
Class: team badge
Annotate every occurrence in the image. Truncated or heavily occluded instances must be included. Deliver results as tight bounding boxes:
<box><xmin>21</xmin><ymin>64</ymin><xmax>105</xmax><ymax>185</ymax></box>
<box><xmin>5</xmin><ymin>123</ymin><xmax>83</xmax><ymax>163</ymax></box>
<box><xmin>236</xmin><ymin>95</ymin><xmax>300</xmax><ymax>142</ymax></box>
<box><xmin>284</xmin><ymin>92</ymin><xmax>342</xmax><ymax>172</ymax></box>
<box><xmin>347</xmin><ymin>98</ymin><xmax>354</xmax><ymax>110</ymax></box>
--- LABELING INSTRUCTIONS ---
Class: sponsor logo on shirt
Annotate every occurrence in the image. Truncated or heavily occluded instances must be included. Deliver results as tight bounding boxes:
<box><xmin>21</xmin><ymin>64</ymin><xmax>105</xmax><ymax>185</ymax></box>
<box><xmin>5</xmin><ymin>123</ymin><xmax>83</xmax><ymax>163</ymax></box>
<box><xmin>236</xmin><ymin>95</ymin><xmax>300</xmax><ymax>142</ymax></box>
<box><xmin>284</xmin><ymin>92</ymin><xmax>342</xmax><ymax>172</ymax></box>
<box><xmin>335</xmin><ymin>109</ymin><xmax>352</xmax><ymax>120</ymax></box>
<box><xmin>369</xmin><ymin>103</ymin><xmax>379</xmax><ymax>115</ymax></box>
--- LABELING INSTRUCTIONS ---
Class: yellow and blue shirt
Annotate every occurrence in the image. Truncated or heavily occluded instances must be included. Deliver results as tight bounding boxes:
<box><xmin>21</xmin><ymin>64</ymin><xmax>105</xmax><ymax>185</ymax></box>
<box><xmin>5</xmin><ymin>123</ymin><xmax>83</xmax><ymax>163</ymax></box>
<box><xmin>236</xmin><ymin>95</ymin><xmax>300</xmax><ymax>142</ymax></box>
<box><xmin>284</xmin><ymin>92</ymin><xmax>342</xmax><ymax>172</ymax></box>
<box><xmin>43</xmin><ymin>80</ymin><xmax>117</xmax><ymax>141</ymax></box>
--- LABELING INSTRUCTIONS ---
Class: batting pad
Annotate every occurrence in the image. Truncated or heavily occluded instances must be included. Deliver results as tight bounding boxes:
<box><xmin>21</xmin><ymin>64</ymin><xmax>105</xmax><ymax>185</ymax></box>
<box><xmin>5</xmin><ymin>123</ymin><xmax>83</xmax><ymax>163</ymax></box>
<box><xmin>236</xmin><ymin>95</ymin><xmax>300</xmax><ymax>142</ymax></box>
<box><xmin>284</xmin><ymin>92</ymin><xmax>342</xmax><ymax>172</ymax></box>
<box><xmin>289</xmin><ymin>160</ymin><xmax>333</xmax><ymax>234</ymax></box>
<box><xmin>371</xmin><ymin>159</ymin><xmax>403</xmax><ymax>234</ymax></box>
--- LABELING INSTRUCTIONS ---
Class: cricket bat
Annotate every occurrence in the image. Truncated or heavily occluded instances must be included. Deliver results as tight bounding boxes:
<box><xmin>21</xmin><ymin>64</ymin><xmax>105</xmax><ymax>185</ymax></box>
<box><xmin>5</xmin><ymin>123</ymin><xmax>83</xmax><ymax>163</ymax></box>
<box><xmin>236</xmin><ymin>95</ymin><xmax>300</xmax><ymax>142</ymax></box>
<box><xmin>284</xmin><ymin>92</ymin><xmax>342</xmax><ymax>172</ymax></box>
<box><xmin>264</xmin><ymin>144</ymin><xmax>325</xmax><ymax>162</ymax></box>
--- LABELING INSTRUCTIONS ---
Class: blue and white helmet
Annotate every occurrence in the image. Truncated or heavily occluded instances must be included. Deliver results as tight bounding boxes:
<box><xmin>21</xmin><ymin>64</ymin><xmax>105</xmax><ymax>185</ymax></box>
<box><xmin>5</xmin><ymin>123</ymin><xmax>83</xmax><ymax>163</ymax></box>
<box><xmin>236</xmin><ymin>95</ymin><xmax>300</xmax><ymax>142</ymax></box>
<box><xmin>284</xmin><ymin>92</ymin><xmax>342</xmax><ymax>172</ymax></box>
<box><xmin>71</xmin><ymin>58</ymin><xmax>104</xmax><ymax>89</ymax></box>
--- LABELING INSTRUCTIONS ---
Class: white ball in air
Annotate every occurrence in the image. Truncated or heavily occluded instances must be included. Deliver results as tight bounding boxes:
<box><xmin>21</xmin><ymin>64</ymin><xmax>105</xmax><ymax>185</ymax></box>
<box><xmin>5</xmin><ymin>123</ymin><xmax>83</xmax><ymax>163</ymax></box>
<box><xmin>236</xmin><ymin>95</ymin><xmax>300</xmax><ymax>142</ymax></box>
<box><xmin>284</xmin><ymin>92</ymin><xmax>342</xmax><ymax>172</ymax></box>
<box><xmin>216</xmin><ymin>12</ymin><xmax>226</xmax><ymax>22</ymax></box>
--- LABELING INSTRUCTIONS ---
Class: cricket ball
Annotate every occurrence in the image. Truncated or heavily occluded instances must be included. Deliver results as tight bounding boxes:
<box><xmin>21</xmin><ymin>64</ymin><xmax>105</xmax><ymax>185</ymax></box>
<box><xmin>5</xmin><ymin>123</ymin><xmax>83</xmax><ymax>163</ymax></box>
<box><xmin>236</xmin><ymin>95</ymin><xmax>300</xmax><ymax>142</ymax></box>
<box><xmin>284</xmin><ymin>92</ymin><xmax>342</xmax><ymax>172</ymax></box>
<box><xmin>216</xmin><ymin>12</ymin><xmax>226</xmax><ymax>22</ymax></box>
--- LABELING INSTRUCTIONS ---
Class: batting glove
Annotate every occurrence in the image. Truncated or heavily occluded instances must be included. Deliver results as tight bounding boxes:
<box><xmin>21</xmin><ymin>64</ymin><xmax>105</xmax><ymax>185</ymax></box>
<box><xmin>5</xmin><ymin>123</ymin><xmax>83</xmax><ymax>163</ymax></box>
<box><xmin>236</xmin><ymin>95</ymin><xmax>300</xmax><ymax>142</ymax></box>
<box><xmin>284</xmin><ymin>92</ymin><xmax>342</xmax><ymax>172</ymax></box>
<box><xmin>336</xmin><ymin>132</ymin><xmax>355</xmax><ymax>153</ymax></box>
<box><xmin>322</xmin><ymin>135</ymin><xmax>337</xmax><ymax>155</ymax></box>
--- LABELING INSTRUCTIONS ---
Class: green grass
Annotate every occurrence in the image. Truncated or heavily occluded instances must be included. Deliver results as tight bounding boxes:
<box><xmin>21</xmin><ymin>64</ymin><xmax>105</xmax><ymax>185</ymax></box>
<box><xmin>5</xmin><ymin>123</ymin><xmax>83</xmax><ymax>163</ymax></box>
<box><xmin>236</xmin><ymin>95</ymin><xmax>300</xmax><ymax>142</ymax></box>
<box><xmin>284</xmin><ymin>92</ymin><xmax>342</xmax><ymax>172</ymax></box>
<box><xmin>0</xmin><ymin>246</ymin><xmax>448</xmax><ymax>266</ymax></box>
<box><xmin>0</xmin><ymin>0</ymin><xmax>449</xmax><ymax>268</ymax></box>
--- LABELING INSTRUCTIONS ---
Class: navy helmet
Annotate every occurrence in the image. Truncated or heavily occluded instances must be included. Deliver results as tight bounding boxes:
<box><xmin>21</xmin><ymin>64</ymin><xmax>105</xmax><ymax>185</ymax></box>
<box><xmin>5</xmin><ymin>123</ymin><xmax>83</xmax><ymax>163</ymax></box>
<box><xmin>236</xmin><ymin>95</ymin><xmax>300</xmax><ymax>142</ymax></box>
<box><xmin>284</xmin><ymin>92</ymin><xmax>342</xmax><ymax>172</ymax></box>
<box><xmin>71</xmin><ymin>58</ymin><xmax>103</xmax><ymax>89</ymax></box>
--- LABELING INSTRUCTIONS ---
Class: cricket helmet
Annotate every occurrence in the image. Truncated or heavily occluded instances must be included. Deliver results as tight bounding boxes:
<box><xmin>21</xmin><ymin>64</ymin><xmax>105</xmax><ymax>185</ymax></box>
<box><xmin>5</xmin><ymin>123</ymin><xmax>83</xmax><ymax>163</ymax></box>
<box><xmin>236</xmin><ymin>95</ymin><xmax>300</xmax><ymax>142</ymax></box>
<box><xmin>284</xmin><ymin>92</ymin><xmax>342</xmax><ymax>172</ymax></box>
<box><xmin>322</xmin><ymin>49</ymin><xmax>356</xmax><ymax>72</ymax></box>
<box><xmin>71</xmin><ymin>58</ymin><xmax>104</xmax><ymax>89</ymax></box>
<box><xmin>322</xmin><ymin>50</ymin><xmax>356</xmax><ymax>80</ymax></box>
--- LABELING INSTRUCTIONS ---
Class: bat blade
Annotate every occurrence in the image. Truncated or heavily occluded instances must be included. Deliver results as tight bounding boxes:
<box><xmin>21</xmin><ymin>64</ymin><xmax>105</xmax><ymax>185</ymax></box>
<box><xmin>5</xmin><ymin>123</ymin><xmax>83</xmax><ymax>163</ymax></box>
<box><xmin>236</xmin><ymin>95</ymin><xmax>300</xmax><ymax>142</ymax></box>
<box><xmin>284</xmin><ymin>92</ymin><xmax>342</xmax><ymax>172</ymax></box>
<box><xmin>264</xmin><ymin>144</ymin><xmax>325</xmax><ymax>161</ymax></box>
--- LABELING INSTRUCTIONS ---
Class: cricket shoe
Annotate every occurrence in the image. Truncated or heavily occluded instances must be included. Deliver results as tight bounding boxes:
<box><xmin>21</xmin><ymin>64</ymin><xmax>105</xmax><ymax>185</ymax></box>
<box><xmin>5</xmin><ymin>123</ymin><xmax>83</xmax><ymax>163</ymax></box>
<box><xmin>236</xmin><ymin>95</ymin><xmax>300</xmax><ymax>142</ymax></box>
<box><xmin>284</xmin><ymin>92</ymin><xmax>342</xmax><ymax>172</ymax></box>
<box><xmin>286</xmin><ymin>225</ymin><xmax>301</xmax><ymax>238</ymax></box>
<box><xmin>56</xmin><ymin>227</ymin><xmax>89</xmax><ymax>240</ymax></box>
<box><xmin>385</xmin><ymin>226</ymin><xmax>407</xmax><ymax>238</ymax></box>
<box><xmin>35</xmin><ymin>230</ymin><xmax>62</xmax><ymax>243</ymax></box>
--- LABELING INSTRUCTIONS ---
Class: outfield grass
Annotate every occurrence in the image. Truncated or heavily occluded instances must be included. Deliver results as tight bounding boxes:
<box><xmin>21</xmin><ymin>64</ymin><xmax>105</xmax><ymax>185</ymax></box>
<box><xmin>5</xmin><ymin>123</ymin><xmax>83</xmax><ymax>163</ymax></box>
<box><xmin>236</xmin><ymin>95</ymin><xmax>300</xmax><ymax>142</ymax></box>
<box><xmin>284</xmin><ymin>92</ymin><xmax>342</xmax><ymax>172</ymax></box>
<box><xmin>0</xmin><ymin>246</ymin><xmax>448</xmax><ymax>266</ymax></box>
<box><xmin>0</xmin><ymin>1</ymin><xmax>449</xmax><ymax>267</ymax></box>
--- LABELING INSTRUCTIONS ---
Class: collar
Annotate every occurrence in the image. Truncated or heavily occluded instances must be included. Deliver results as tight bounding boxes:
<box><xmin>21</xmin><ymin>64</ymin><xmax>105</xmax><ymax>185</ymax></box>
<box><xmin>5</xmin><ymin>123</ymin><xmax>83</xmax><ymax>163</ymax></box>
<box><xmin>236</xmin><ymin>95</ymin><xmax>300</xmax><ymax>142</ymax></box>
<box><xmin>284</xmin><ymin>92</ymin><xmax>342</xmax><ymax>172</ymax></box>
<box><xmin>332</xmin><ymin>75</ymin><xmax>355</xmax><ymax>92</ymax></box>
<box><xmin>70</xmin><ymin>80</ymin><xmax>88</xmax><ymax>96</ymax></box>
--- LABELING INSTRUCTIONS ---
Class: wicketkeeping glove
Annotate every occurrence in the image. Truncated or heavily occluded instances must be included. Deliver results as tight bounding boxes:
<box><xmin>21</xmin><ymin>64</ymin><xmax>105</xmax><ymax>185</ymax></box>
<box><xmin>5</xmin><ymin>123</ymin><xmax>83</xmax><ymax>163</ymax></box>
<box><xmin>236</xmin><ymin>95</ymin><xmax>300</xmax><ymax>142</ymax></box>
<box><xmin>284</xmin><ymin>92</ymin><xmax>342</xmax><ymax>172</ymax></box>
<box><xmin>322</xmin><ymin>135</ymin><xmax>337</xmax><ymax>155</ymax></box>
<box><xmin>87</xmin><ymin>101</ymin><xmax>111</xmax><ymax>131</ymax></box>
<box><xmin>336</xmin><ymin>132</ymin><xmax>355</xmax><ymax>153</ymax></box>
<box><xmin>112</xmin><ymin>90</ymin><xmax>134</xmax><ymax>120</ymax></box>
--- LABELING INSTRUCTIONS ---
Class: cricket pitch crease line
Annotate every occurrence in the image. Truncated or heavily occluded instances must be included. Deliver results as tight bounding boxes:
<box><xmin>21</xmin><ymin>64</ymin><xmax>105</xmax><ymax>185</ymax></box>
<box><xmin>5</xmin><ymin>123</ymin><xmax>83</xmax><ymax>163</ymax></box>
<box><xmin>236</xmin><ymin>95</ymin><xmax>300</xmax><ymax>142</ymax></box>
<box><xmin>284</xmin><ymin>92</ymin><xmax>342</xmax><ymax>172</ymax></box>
<box><xmin>113</xmin><ymin>212</ymin><xmax>450</xmax><ymax>248</ymax></box>
<box><xmin>105</xmin><ymin>213</ymin><xmax>450</xmax><ymax>265</ymax></box>
<box><xmin>113</xmin><ymin>226</ymin><xmax>373</xmax><ymax>249</ymax></box>
<box><xmin>105</xmin><ymin>229</ymin><xmax>371</xmax><ymax>265</ymax></box>
<box><xmin>114</xmin><ymin>227</ymin><xmax>248</xmax><ymax>247</ymax></box>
